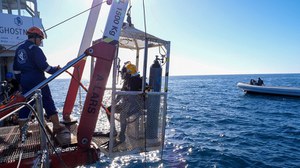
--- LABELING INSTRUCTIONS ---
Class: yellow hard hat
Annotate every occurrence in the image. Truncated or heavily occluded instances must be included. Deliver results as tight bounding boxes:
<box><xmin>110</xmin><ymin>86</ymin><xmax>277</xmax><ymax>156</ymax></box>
<box><xmin>125</xmin><ymin>62</ymin><xmax>137</xmax><ymax>75</ymax></box>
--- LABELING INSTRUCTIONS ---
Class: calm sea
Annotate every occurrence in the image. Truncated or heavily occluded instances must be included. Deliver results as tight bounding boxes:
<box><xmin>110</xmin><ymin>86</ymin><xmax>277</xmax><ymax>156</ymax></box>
<box><xmin>49</xmin><ymin>74</ymin><xmax>300</xmax><ymax>168</ymax></box>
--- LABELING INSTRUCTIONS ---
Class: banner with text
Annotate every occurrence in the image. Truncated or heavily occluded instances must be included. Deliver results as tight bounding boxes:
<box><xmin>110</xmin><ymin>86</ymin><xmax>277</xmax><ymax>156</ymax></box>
<box><xmin>0</xmin><ymin>13</ymin><xmax>43</xmax><ymax>46</ymax></box>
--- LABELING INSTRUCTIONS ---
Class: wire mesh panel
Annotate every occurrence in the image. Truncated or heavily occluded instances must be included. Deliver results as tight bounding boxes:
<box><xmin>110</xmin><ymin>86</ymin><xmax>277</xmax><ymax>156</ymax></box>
<box><xmin>99</xmin><ymin>91</ymin><xmax>166</xmax><ymax>157</ymax></box>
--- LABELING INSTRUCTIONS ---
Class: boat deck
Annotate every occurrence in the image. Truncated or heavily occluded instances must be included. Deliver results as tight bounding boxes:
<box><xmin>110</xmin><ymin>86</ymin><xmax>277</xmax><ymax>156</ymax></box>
<box><xmin>0</xmin><ymin>123</ymin><xmax>89</xmax><ymax>164</ymax></box>
<box><xmin>0</xmin><ymin>123</ymin><xmax>79</xmax><ymax>164</ymax></box>
<box><xmin>0</xmin><ymin>122</ymin><xmax>161</xmax><ymax>165</ymax></box>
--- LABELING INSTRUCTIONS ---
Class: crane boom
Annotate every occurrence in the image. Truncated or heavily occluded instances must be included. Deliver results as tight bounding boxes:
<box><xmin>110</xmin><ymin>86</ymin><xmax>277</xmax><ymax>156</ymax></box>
<box><xmin>76</xmin><ymin>0</ymin><xmax>129</xmax><ymax>150</ymax></box>
<box><xmin>63</xmin><ymin>0</ymin><xmax>103</xmax><ymax>120</ymax></box>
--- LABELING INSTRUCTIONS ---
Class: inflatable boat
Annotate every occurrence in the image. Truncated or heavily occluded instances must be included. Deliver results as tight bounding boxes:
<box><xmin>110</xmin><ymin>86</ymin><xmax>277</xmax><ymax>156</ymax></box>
<box><xmin>237</xmin><ymin>82</ymin><xmax>300</xmax><ymax>97</ymax></box>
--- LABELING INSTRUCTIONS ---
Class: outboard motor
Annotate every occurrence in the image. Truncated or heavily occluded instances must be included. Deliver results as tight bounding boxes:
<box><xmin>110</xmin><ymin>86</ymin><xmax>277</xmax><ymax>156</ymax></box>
<box><xmin>147</xmin><ymin>56</ymin><xmax>162</xmax><ymax>142</ymax></box>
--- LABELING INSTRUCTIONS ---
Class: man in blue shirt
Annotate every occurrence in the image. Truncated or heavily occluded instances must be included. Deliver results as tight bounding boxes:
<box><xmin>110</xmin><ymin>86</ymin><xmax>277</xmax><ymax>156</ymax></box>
<box><xmin>13</xmin><ymin>26</ymin><xmax>68</xmax><ymax>138</ymax></box>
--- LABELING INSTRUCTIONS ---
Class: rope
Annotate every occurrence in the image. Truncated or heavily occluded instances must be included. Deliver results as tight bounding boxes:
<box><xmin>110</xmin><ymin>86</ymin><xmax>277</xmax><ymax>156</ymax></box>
<box><xmin>141</xmin><ymin>0</ymin><xmax>149</xmax><ymax>166</ymax></box>
<box><xmin>0</xmin><ymin>1</ymin><xmax>107</xmax><ymax>55</ymax></box>
<box><xmin>142</xmin><ymin>0</ymin><xmax>148</xmax><ymax>39</ymax></box>
<box><xmin>44</xmin><ymin>1</ymin><xmax>105</xmax><ymax>32</ymax></box>
<box><xmin>64</xmin><ymin>70</ymin><xmax>111</xmax><ymax>115</ymax></box>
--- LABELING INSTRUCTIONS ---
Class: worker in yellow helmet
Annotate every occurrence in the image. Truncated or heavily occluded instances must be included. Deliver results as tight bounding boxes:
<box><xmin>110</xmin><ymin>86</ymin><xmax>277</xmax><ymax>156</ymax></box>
<box><xmin>101</xmin><ymin>61</ymin><xmax>143</xmax><ymax>146</ymax></box>
<box><xmin>120</xmin><ymin>61</ymin><xmax>142</xmax><ymax>91</ymax></box>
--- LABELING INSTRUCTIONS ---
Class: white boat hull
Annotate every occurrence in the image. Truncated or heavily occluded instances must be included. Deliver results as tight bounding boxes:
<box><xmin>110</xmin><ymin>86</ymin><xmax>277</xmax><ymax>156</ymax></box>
<box><xmin>237</xmin><ymin>82</ymin><xmax>300</xmax><ymax>97</ymax></box>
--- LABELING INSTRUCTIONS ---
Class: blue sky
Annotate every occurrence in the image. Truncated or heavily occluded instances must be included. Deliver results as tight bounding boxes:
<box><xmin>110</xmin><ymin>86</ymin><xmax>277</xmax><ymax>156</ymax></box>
<box><xmin>38</xmin><ymin>0</ymin><xmax>300</xmax><ymax>78</ymax></box>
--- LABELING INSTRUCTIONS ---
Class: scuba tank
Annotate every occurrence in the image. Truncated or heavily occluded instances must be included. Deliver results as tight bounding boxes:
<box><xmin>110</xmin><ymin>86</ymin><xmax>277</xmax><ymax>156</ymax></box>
<box><xmin>146</xmin><ymin>56</ymin><xmax>162</xmax><ymax>142</ymax></box>
<box><xmin>149</xmin><ymin>56</ymin><xmax>162</xmax><ymax>92</ymax></box>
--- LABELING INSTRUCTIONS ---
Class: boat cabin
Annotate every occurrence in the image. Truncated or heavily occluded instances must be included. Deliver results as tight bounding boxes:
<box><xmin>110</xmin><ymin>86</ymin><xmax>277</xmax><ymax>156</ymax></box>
<box><xmin>0</xmin><ymin>0</ymin><xmax>43</xmax><ymax>82</ymax></box>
